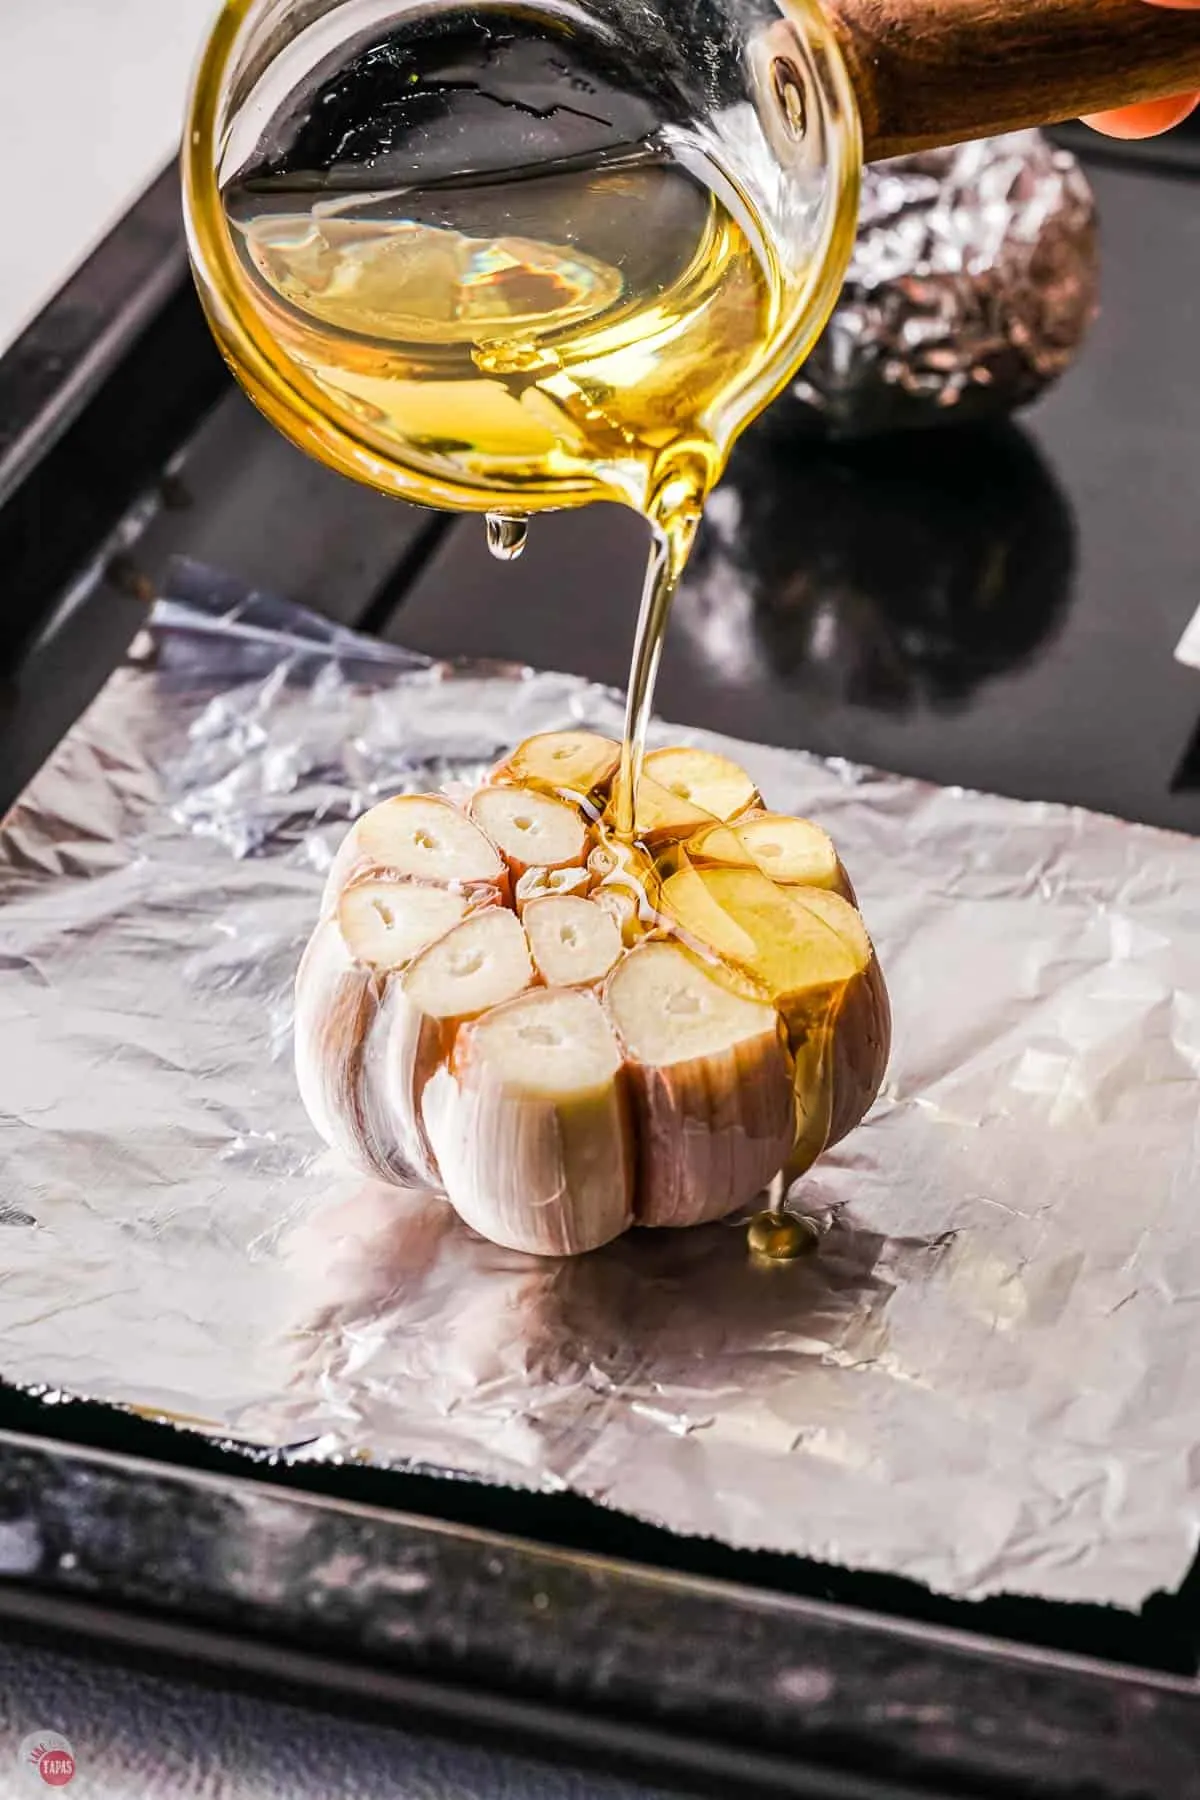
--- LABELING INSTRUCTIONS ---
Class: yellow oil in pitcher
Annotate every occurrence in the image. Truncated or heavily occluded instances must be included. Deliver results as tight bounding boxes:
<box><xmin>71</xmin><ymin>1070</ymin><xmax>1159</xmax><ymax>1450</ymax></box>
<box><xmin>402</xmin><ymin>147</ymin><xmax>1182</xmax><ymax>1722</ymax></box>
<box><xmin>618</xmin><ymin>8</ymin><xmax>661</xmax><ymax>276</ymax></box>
<box><xmin>218</xmin><ymin>152</ymin><xmax>775</xmax><ymax>528</ymax></box>
<box><xmin>186</xmin><ymin>0</ymin><xmax>858</xmax><ymax>820</ymax></box>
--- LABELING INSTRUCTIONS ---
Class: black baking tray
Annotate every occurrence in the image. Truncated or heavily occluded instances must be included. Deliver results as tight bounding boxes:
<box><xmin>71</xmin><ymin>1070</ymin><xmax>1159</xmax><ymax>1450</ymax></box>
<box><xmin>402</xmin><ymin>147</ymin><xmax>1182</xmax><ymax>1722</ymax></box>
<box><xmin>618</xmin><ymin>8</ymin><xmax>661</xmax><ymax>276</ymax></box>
<box><xmin>2</xmin><ymin>147</ymin><xmax>1200</xmax><ymax>1797</ymax></box>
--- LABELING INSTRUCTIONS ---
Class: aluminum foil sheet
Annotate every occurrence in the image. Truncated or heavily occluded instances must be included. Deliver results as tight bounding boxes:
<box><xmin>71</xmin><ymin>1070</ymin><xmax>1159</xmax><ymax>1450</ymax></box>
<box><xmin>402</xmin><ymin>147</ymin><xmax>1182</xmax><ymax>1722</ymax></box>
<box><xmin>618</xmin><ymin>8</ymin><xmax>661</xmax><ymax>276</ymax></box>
<box><xmin>3</xmin><ymin>565</ymin><xmax>1200</xmax><ymax>1608</ymax></box>
<box><xmin>778</xmin><ymin>131</ymin><xmax>1098</xmax><ymax>436</ymax></box>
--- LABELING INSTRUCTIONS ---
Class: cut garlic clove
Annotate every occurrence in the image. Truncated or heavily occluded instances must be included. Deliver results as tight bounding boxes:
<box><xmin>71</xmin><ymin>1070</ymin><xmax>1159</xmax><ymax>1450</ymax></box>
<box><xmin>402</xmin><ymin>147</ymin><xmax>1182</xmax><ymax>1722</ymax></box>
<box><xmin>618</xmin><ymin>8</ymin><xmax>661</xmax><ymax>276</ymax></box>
<box><xmin>692</xmin><ymin>812</ymin><xmax>843</xmax><ymax>893</ymax></box>
<box><xmin>384</xmin><ymin>907</ymin><xmax>536</xmax><ymax>1183</ymax></box>
<box><xmin>490</xmin><ymin>730</ymin><xmax>621</xmax><ymax>801</ymax></box>
<box><xmin>605</xmin><ymin>940</ymin><xmax>795</xmax><ymax>1228</ymax></box>
<box><xmin>587</xmin><ymin>835</ymin><xmax>656</xmax><ymax>892</ymax></box>
<box><xmin>322</xmin><ymin>794</ymin><xmax>506</xmax><ymax>911</ymax></box>
<box><xmin>586</xmin><ymin>832</ymin><xmax>660</xmax><ymax>938</ymax></box>
<box><xmin>661</xmin><ymin>865</ymin><xmax>889</xmax><ymax>1174</ymax></box>
<box><xmin>337</xmin><ymin>879</ymin><xmax>470</xmax><ymax>971</ymax></box>
<box><xmin>404</xmin><ymin>905</ymin><xmax>536</xmax><ymax>1020</ymax></box>
<box><xmin>523</xmin><ymin>895</ymin><xmax>622</xmax><ymax>988</ymax></box>
<box><xmin>661</xmin><ymin>864</ymin><xmax>865</xmax><ymax>998</ymax></box>
<box><xmin>627</xmin><ymin>774</ymin><xmax>715</xmax><ymax>846</ymax></box>
<box><xmin>631</xmin><ymin>747</ymin><xmax>760</xmax><ymax>843</ymax></box>
<box><xmin>513</xmin><ymin>864</ymin><xmax>594</xmax><ymax>915</ymax></box>
<box><xmin>471</xmin><ymin>785</ymin><xmax>588</xmax><ymax>882</ymax></box>
<box><xmin>424</xmin><ymin>986</ymin><xmax>634</xmax><ymax>1256</ymax></box>
<box><xmin>591</xmin><ymin>885</ymin><xmax>644</xmax><ymax>948</ymax></box>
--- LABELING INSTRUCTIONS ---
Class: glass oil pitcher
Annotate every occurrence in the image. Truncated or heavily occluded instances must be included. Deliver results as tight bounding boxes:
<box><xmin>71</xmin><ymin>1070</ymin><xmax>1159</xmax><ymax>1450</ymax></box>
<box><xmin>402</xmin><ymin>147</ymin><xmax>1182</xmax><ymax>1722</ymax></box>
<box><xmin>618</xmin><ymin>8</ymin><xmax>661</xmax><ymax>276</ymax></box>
<box><xmin>184</xmin><ymin>0</ymin><xmax>1200</xmax><ymax>522</ymax></box>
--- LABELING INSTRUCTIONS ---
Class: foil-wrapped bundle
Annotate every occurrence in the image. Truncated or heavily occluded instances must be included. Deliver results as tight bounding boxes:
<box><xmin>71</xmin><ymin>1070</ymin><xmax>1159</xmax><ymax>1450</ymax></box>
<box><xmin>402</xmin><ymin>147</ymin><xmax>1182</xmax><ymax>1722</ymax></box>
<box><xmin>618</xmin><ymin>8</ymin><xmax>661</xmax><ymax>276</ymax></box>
<box><xmin>779</xmin><ymin>131</ymin><xmax>1098</xmax><ymax>436</ymax></box>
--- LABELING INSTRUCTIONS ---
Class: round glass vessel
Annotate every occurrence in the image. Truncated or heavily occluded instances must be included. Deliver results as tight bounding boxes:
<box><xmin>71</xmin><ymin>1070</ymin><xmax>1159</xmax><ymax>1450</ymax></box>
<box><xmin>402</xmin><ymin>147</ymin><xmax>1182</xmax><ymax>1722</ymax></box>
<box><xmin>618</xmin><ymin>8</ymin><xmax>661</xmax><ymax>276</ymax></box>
<box><xmin>184</xmin><ymin>0</ymin><xmax>861</xmax><ymax>516</ymax></box>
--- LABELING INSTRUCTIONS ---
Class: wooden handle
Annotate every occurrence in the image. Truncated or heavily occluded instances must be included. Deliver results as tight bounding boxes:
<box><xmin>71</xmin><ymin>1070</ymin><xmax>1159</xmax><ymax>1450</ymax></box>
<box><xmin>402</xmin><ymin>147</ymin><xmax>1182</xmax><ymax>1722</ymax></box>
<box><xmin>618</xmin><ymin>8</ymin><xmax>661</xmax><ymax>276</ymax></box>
<box><xmin>826</xmin><ymin>0</ymin><xmax>1200</xmax><ymax>161</ymax></box>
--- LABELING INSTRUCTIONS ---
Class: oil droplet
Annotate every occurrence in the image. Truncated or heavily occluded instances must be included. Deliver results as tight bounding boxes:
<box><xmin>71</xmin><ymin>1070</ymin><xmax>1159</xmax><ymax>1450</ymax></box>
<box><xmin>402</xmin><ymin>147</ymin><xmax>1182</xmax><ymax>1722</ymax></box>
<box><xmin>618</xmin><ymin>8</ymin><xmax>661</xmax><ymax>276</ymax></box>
<box><xmin>747</xmin><ymin>1210</ymin><xmax>821</xmax><ymax>1261</ymax></box>
<box><xmin>486</xmin><ymin>513</ymin><xmax>529</xmax><ymax>561</ymax></box>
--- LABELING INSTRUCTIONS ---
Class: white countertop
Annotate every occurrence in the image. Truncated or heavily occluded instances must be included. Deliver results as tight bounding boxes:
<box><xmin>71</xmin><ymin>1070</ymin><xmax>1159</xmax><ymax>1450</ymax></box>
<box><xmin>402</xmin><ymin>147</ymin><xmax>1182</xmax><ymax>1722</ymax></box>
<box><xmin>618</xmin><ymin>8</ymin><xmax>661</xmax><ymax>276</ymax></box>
<box><xmin>0</xmin><ymin>0</ymin><xmax>217</xmax><ymax>353</ymax></box>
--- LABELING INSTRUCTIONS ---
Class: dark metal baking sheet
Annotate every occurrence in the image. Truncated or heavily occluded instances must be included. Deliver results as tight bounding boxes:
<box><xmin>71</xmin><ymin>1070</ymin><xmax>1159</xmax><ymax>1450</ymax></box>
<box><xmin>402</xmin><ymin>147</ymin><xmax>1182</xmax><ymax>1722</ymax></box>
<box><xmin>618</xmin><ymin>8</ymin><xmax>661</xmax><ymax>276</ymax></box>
<box><xmin>2</xmin><ymin>1426</ymin><xmax>1200</xmax><ymax>1797</ymax></box>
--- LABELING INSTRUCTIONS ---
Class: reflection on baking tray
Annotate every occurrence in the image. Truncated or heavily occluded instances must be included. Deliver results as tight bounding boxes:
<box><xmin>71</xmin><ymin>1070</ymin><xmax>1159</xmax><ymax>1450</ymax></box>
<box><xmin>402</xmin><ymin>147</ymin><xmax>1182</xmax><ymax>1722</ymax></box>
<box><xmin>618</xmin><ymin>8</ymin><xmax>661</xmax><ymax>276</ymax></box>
<box><xmin>679</xmin><ymin>423</ymin><xmax>1075</xmax><ymax>711</ymax></box>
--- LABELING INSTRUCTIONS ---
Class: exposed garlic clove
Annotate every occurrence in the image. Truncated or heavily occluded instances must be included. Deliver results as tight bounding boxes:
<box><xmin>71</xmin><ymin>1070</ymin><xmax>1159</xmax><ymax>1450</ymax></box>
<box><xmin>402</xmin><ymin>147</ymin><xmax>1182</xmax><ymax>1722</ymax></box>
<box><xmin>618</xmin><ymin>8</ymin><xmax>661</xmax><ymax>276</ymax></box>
<box><xmin>629</xmin><ymin>747</ymin><xmax>760</xmax><ymax>844</ymax></box>
<box><xmin>587</xmin><ymin>832</ymin><xmax>659</xmax><ymax>940</ymax></box>
<box><xmin>627</xmin><ymin>774</ymin><xmax>715</xmax><ymax>847</ymax></box>
<box><xmin>470</xmin><ymin>785</ymin><xmax>588</xmax><ymax>882</ymax></box>
<box><xmin>691</xmin><ymin>812</ymin><xmax>844</xmax><ymax>893</ymax></box>
<box><xmin>591</xmin><ymin>885</ymin><xmax>644</xmax><ymax>947</ymax></box>
<box><xmin>424</xmin><ymin>987</ymin><xmax>634</xmax><ymax>1256</ymax></box>
<box><xmin>661</xmin><ymin>864</ymin><xmax>889</xmax><ymax>1173</ymax></box>
<box><xmin>605</xmin><ymin>940</ymin><xmax>795</xmax><ymax>1227</ymax></box>
<box><xmin>660</xmin><ymin>864</ymin><xmax>866</xmax><ymax>1004</ymax></box>
<box><xmin>513</xmin><ymin>864</ymin><xmax>594</xmax><ymax>914</ymax></box>
<box><xmin>322</xmin><ymin>794</ymin><xmax>507</xmax><ymax>912</ymax></box>
<box><xmin>655</xmin><ymin>863</ymin><xmax>763</xmax><ymax>966</ymax></box>
<box><xmin>523</xmin><ymin>895</ymin><xmax>622</xmax><ymax>988</ymax></box>
<box><xmin>489</xmin><ymin>730</ymin><xmax>621</xmax><ymax>802</ymax></box>
<box><xmin>337</xmin><ymin>879</ymin><xmax>471</xmax><ymax>970</ymax></box>
<box><xmin>385</xmin><ymin>907</ymin><xmax>536</xmax><ymax>1183</ymax></box>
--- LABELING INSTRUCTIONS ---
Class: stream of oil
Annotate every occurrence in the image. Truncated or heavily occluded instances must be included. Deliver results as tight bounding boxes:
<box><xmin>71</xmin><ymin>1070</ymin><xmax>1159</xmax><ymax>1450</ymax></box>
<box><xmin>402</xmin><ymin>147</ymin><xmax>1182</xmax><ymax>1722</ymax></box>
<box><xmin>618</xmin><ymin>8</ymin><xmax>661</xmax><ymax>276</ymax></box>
<box><xmin>192</xmin><ymin>6</ymin><xmax>829</xmax><ymax>1255</ymax></box>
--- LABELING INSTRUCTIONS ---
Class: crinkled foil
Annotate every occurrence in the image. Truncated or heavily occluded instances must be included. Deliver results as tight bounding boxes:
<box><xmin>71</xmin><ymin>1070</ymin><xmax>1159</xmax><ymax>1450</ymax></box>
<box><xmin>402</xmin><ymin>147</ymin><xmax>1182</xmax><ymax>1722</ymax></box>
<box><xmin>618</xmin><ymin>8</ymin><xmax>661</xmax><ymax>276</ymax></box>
<box><xmin>3</xmin><ymin>565</ymin><xmax>1200</xmax><ymax>1608</ymax></box>
<box><xmin>777</xmin><ymin>131</ymin><xmax>1098</xmax><ymax>436</ymax></box>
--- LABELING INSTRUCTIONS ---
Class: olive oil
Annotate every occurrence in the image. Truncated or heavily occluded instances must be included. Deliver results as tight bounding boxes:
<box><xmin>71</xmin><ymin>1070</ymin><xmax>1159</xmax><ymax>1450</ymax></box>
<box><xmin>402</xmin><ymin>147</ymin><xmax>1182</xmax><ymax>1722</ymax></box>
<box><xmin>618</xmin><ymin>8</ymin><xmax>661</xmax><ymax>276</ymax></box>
<box><xmin>747</xmin><ymin>1210</ymin><xmax>822</xmax><ymax>1260</ymax></box>
<box><xmin>219</xmin><ymin>154</ymin><xmax>775</xmax><ymax>524</ymax></box>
